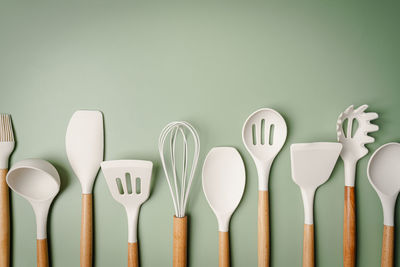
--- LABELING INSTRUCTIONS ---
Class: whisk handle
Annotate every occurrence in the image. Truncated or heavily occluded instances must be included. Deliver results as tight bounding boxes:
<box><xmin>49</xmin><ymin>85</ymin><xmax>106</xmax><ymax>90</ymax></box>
<box><xmin>258</xmin><ymin>190</ymin><xmax>270</xmax><ymax>267</ymax></box>
<box><xmin>128</xmin><ymin>242</ymin><xmax>139</xmax><ymax>267</ymax></box>
<box><xmin>173</xmin><ymin>216</ymin><xmax>187</xmax><ymax>267</ymax></box>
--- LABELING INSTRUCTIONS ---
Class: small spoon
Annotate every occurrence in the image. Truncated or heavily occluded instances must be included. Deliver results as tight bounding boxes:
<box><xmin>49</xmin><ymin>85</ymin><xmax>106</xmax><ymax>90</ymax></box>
<box><xmin>367</xmin><ymin>143</ymin><xmax>400</xmax><ymax>267</ymax></box>
<box><xmin>6</xmin><ymin>159</ymin><xmax>60</xmax><ymax>267</ymax></box>
<box><xmin>202</xmin><ymin>147</ymin><xmax>245</xmax><ymax>267</ymax></box>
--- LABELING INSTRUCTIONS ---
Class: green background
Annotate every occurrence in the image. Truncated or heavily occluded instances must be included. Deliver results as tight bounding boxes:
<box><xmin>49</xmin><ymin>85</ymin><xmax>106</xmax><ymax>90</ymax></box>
<box><xmin>0</xmin><ymin>1</ymin><xmax>399</xmax><ymax>266</ymax></box>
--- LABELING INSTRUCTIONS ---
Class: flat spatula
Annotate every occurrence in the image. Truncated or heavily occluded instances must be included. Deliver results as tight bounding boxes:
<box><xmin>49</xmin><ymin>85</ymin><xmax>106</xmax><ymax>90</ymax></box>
<box><xmin>101</xmin><ymin>160</ymin><xmax>153</xmax><ymax>267</ymax></box>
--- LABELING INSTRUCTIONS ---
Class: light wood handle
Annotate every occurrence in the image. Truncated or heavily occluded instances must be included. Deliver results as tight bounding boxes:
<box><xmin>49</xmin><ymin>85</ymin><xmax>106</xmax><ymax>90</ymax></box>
<box><xmin>381</xmin><ymin>225</ymin><xmax>394</xmax><ymax>267</ymax></box>
<box><xmin>219</xmin><ymin>231</ymin><xmax>230</xmax><ymax>267</ymax></box>
<box><xmin>258</xmin><ymin>190</ymin><xmax>269</xmax><ymax>267</ymax></box>
<box><xmin>37</xmin><ymin>239</ymin><xmax>49</xmax><ymax>267</ymax></box>
<box><xmin>81</xmin><ymin>194</ymin><xmax>93</xmax><ymax>267</ymax></box>
<box><xmin>303</xmin><ymin>224</ymin><xmax>314</xmax><ymax>267</ymax></box>
<box><xmin>0</xmin><ymin>169</ymin><xmax>10</xmax><ymax>267</ymax></box>
<box><xmin>128</xmin><ymin>242</ymin><xmax>139</xmax><ymax>267</ymax></box>
<box><xmin>344</xmin><ymin>186</ymin><xmax>356</xmax><ymax>267</ymax></box>
<box><xmin>173</xmin><ymin>216</ymin><xmax>187</xmax><ymax>267</ymax></box>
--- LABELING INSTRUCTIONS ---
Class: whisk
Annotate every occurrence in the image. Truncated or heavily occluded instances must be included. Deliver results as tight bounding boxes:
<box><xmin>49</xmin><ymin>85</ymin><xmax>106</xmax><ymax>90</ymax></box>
<box><xmin>158</xmin><ymin>121</ymin><xmax>200</xmax><ymax>267</ymax></box>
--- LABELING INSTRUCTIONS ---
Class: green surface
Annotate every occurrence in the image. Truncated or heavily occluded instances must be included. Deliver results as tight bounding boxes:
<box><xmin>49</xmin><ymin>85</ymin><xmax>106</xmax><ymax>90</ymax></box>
<box><xmin>0</xmin><ymin>1</ymin><xmax>400</xmax><ymax>266</ymax></box>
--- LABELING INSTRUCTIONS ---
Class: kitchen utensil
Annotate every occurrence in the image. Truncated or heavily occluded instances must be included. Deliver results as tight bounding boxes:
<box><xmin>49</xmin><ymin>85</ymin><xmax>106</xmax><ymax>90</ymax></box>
<box><xmin>6</xmin><ymin>159</ymin><xmax>60</xmax><ymax>267</ymax></box>
<box><xmin>0</xmin><ymin>114</ymin><xmax>15</xmax><ymax>267</ymax></box>
<box><xmin>158</xmin><ymin>121</ymin><xmax>200</xmax><ymax>267</ymax></box>
<box><xmin>202</xmin><ymin>147</ymin><xmax>245</xmax><ymax>267</ymax></box>
<box><xmin>101</xmin><ymin>160</ymin><xmax>153</xmax><ymax>267</ymax></box>
<box><xmin>242</xmin><ymin>108</ymin><xmax>287</xmax><ymax>267</ymax></box>
<box><xmin>65</xmin><ymin>110</ymin><xmax>104</xmax><ymax>267</ymax></box>
<box><xmin>367</xmin><ymin>143</ymin><xmax>400</xmax><ymax>267</ymax></box>
<box><xmin>290</xmin><ymin>142</ymin><xmax>342</xmax><ymax>267</ymax></box>
<box><xmin>336</xmin><ymin>104</ymin><xmax>378</xmax><ymax>267</ymax></box>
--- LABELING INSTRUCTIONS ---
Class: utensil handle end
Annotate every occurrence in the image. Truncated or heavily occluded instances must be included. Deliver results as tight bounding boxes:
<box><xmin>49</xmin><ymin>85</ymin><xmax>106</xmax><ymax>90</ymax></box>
<box><xmin>381</xmin><ymin>225</ymin><xmax>394</xmax><ymax>267</ymax></box>
<box><xmin>219</xmin><ymin>231</ymin><xmax>230</xmax><ymax>267</ymax></box>
<box><xmin>0</xmin><ymin>169</ymin><xmax>10</xmax><ymax>267</ymax></box>
<box><xmin>344</xmin><ymin>186</ymin><xmax>356</xmax><ymax>267</ymax></box>
<box><xmin>81</xmin><ymin>193</ymin><xmax>93</xmax><ymax>267</ymax></box>
<box><xmin>258</xmin><ymin>190</ymin><xmax>270</xmax><ymax>267</ymax></box>
<box><xmin>37</xmin><ymin>238</ymin><xmax>49</xmax><ymax>267</ymax></box>
<box><xmin>173</xmin><ymin>216</ymin><xmax>187</xmax><ymax>267</ymax></box>
<box><xmin>128</xmin><ymin>242</ymin><xmax>139</xmax><ymax>267</ymax></box>
<box><xmin>303</xmin><ymin>224</ymin><xmax>314</xmax><ymax>267</ymax></box>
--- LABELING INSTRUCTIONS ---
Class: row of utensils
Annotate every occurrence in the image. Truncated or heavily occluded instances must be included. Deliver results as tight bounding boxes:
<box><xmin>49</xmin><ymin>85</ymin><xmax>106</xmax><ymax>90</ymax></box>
<box><xmin>0</xmin><ymin>105</ymin><xmax>397</xmax><ymax>267</ymax></box>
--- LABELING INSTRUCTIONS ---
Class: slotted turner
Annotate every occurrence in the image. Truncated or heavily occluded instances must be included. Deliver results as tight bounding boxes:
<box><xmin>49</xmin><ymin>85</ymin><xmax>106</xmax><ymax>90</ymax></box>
<box><xmin>242</xmin><ymin>108</ymin><xmax>287</xmax><ymax>267</ymax></box>
<box><xmin>101</xmin><ymin>160</ymin><xmax>153</xmax><ymax>267</ymax></box>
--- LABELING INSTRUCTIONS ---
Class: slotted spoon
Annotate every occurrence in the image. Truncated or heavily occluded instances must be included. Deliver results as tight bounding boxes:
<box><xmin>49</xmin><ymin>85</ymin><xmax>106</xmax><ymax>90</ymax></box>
<box><xmin>101</xmin><ymin>160</ymin><xmax>153</xmax><ymax>267</ymax></box>
<box><xmin>242</xmin><ymin>108</ymin><xmax>287</xmax><ymax>267</ymax></box>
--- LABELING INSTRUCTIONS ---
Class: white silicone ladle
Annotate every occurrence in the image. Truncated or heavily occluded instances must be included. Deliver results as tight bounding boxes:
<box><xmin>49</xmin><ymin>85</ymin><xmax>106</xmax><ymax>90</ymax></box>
<box><xmin>367</xmin><ymin>142</ymin><xmax>400</xmax><ymax>267</ymax></box>
<box><xmin>6</xmin><ymin>159</ymin><xmax>60</xmax><ymax>267</ymax></box>
<box><xmin>202</xmin><ymin>147</ymin><xmax>245</xmax><ymax>267</ymax></box>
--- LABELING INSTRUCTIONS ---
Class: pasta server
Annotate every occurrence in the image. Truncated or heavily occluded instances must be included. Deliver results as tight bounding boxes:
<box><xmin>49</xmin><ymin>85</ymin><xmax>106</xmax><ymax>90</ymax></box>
<box><xmin>101</xmin><ymin>160</ymin><xmax>153</xmax><ymax>267</ymax></box>
<box><xmin>336</xmin><ymin>104</ymin><xmax>378</xmax><ymax>267</ymax></box>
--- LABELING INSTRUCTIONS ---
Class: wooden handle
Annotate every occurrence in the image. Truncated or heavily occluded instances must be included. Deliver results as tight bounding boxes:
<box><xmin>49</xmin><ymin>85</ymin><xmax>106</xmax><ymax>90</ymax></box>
<box><xmin>81</xmin><ymin>194</ymin><xmax>93</xmax><ymax>267</ymax></box>
<box><xmin>303</xmin><ymin>224</ymin><xmax>314</xmax><ymax>267</ymax></box>
<box><xmin>258</xmin><ymin>190</ymin><xmax>269</xmax><ymax>267</ymax></box>
<box><xmin>344</xmin><ymin>186</ymin><xmax>356</xmax><ymax>267</ymax></box>
<box><xmin>0</xmin><ymin>169</ymin><xmax>10</xmax><ymax>267</ymax></box>
<box><xmin>37</xmin><ymin>239</ymin><xmax>49</xmax><ymax>267</ymax></box>
<box><xmin>381</xmin><ymin>225</ymin><xmax>394</xmax><ymax>267</ymax></box>
<box><xmin>219</xmin><ymin>231</ymin><xmax>230</xmax><ymax>267</ymax></box>
<box><xmin>128</xmin><ymin>242</ymin><xmax>139</xmax><ymax>267</ymax></box>
<box><xmin>173</xmin><ymin>216</ymin><xmax>187</xmax><ymax>267</ymax></box>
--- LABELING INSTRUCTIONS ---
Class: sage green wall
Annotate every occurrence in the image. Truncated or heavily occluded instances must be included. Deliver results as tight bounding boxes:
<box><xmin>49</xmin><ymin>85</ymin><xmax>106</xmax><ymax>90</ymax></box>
<box><xmin>0</xmin><ymin>1</ymin><xmax>399</xmax><ymax>266</ymax></box>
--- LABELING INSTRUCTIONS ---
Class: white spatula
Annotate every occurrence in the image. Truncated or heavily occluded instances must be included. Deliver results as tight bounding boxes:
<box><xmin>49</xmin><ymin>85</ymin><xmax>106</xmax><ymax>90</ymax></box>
<box><xmin>367</xmin><ymin>143</ymin><xmax>400</xmax><ymax>267</ymax></box>
<box><xmin>65</xmin><ymin>110</ymin><xmax>104</xmax><ymax>267</ymax></box>
<box><xmin>290</xmin><ymin>142</ymin><xmax>342</xmax><ymax>267</ymax></box>
<box><xmin>101</xmin><ymin>160</ymin><xmax>153</xmax><ymax>267</ymax></box>
<box><xmin>202</xmin><ymin>147</ymin><xmax>245</xmax><ymax>267</ymax></box>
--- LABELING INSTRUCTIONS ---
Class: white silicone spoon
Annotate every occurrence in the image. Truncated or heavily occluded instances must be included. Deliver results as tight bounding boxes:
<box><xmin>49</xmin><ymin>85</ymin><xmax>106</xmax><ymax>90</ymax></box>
<box><xmin>202</xmin><ymin>147</ymin><xmax>245</xmax><ymax>267</ymax></box>
<box><xmin>66</xmin><ymin>110</ymin><xmax>104</xmax><ymax>267</ymax></box>
<box><xmin>101</xmin><ymin>160</ymin><xmax>153</xmax><ymax>267</ymax></box>
<box><xmin>290</xmin><ymin>143</ymin><xmax>342</xmax><ymax>267</ymax></box>
<box><xmin>367</xmin><ymin>143</ymin><xmax>400</xmax><ymax>267</ymax></box>
<box><xmin>6</xmin><ymin>159</ymin><xmax>60</xmax><ymax>267</ymax></box>
<box><xmin>242</xmin><ymin>108</ymin><xmax>287</xmax><ymax>267</ymax></box>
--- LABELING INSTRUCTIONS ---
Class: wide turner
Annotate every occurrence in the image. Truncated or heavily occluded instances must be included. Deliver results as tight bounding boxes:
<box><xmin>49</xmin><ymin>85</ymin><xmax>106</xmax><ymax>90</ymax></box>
<box><xmin>367</xmin><ymin>143</ymin><xmax>400</xmax><ymax>267</ymax></box>
<box><xmin>66</xmin><ymin>110</ymin><xmax>104</xmax><ymax>267</ymax></box>
<box><xmin>0</xmin><ymin>114</ymin><xmax>15</xmax><ymax>267</ymax></box>
<box><xmin>242</xmin><ymin>108</ymin><xmax>287</xmax><ymax>267</ymax></box>
<box><xmin>202</xmin><ymin>147</ymin><xmax>245</xmax><ymax>267</ymax></box>
<box><xmin>336</xmin><ymin>104</ymin><xmax>378</xmax><ymax>267</ymax></box>
<box><xmin>290</xmin><ymin>143</ymin><xmax>342</xmax><ymax>267</ymax></box>
<box><xmin>101</xmin><ymin>160</ymin><xmax>153</xmax><ymax>267</ymax></box>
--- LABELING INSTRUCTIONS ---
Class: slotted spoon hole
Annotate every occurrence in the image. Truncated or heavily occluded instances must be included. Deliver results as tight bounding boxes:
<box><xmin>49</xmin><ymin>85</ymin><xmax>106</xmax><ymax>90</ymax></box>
<box><xmin>115</xmin><ymin>178</ymin><xmax>124</xmax><ymax>194</ymax></box>
<box><xmin>136</xmin><ymin>177</ymin><xmax>141</xmax><ymax>194</ymax></box>
<box><xmin>260</xmin><ymin>119</ymin><xmax>265</xmax><ymax>145</ymax></box>
<box><xmin>269</xmin><ymin>124</ymin><xmax>275</xmax><ymax>145</ymax></box>
<box><xmin>252</xmin><ymin>124</ymin><xmax>257</xmax><ymax>145</ymax></box>
<box><xmin>125</xmin><ymin>173</ymin><xmax>133</xmax><ymax>194</ymax></box>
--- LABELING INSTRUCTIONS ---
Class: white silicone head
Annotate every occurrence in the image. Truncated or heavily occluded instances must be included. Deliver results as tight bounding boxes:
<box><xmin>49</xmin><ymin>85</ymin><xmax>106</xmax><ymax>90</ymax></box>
<box><xmin>6</xmin><ymin>159</ymin><xmax>60</xmax><ymax>239</ymax></box>
<box><xmin>367</xmin><ymin>143</ymin><xmax>400</xmax><ymax>226</ymax></box>
<box><xmin>66</xmin><ymin>110</ymin><xmax>104</xmax><ymax>194</ymax></box>
<box><xmin>242</xmin><ymin>108</ymin><xmax>287</xmax><ymax>190</ymax></box>
<box><xmin>202</xmin><ymin>147</ymin><xmax>246</xmax><ymax>232</ymax></box>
